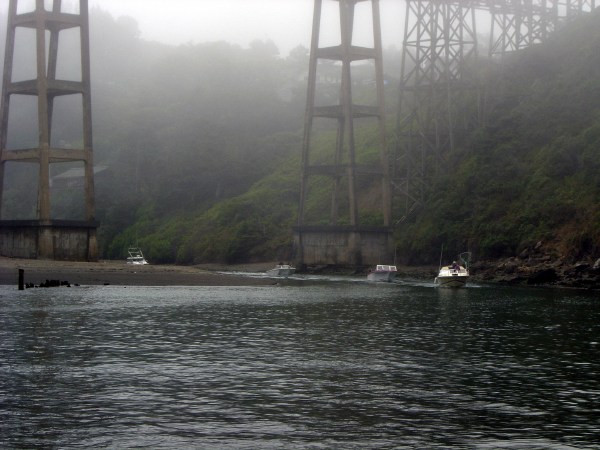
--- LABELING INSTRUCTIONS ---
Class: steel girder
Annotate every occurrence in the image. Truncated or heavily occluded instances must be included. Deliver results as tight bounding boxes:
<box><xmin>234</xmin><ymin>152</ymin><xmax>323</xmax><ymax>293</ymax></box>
<box><xmin>394</xmin><ymin>1</ymin><xmax>478</xmax><ymax>221</ymax></box>
<box><xmin>299</xmin><ymin>0</ymin><xmax>391</xmax><ymax>229</ymax></box>
<box><xmin>394</xmin><ymin>0</ymin><xmax>597</xmax><ymax>221</ymax></box>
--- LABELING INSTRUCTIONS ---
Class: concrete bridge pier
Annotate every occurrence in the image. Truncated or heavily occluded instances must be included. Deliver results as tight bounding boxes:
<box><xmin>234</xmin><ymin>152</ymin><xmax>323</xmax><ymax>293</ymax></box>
<box><xmin>0</xmin><ymin>220</ymin><xmax>98</xmax><ymax>261</ymax></box>
<box><xmin>0</xmin><ymin>0</ymin><xmax>98</xmax><ymax>262</ymax></box>
<box><xmin>296</xmin><ymin>1</ymin><xmax>393</xmax><ymax>268</ymax></box>
<box><xmin>294</xmin><ymin>226</ymin><xmax>394</xmax><ymax>268</ymax></box>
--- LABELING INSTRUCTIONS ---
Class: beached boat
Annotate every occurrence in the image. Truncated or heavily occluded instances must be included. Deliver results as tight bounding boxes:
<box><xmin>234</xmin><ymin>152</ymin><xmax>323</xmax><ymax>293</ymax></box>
<box><xmin>126</xmin><ymin>247</ymin><xmax>149</xmax><ymax>265</ymax></box>
<box><xmin>367</xmin><ymin>264</ymin><xmax>397</xmax><ymax>282</ymax></box>
<box><xmin>266</xmin><ymin>264</ymin><xmax>295</xmax><ymax>277</ymax></box>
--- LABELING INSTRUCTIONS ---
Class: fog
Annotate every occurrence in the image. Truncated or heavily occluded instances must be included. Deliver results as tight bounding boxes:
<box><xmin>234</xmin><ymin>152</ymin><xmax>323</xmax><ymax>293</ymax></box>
<box><xmin>86</xmin><ymin>0</ymin><xmax>405</xmax><ymax>53</ymax></box>
<box><xmin>0</xmin><ymin>0</ymin><xmax>405</xmax><ymax>56</ymax></box>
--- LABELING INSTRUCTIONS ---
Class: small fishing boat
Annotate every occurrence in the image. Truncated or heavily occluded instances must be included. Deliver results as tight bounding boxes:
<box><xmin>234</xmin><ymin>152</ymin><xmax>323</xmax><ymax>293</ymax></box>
<box><xmin>434</xmin><ymin>252</ymin><xmax>470</xmax><ymax>288</ymax></box>
<box><xmin>266</xmin><ymin>263</ymin><xmax>295</xmax><ymax>277</ymax></box>
<box><xmin>126</xmin><ymin>247</ymin><xmax>149</xmax><ymax>265</ymax></box>
<box><xmin>367</xmin><ymin>264</ymin><xmax>397</xmax><ymax>282</ymax></box>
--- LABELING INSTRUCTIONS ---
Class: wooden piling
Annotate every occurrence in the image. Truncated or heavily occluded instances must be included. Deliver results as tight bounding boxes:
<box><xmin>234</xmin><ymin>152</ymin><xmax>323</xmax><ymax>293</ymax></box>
<box><xmin>18</xmin><ymin>268</ymin><xmax>24</xmax><ymax>290</ymax></box>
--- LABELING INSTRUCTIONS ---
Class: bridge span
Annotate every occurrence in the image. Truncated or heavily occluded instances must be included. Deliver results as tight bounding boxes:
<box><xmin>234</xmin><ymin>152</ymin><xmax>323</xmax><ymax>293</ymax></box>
<box><xmin>0</xmin><ymin>0</ymin><xmax>596</xmax><ymax>264</ymax></box>
<box><xmin>296</xmin><ymin>0</ymin><xmax>596</xmax><ymax>267</ymax></box>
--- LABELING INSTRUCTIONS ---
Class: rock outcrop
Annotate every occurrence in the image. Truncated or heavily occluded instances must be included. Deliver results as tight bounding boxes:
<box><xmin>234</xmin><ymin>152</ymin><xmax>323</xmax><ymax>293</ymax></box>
<box><xmin>470</xmin><ymin>242</ymin><xmax>600</xmax><ymax>289</ymax></box>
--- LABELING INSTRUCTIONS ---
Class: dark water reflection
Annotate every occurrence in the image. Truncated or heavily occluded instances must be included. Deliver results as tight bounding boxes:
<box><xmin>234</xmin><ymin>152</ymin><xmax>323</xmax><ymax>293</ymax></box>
<box><xmin>1</xmin><ymin>281</ymin><xmax>598</xmax><ymax>448</ymax></box>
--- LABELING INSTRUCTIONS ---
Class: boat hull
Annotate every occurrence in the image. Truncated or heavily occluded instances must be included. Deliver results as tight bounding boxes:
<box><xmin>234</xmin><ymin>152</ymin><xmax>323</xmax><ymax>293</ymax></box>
<box><xmin>434</xmin><ymin>275</ymin><xmax>468</xmax><ymax>288</ymax></box>
<box><xmin>367</xmin><ymin>265</ymin><xmax>398</xmax><ymax>282</ymax></box>
<box><xmin>267</xmin><ymin>269</ymin><xmax>295</xmax><ymax>277</ymax></box>
<box><xmin>126</xmin><ymin>258</ymin><xmax>148</xmax><ymax>265</ymax></box>
<box><xmin>367</xmin><ymin>272</ymin><xmax>396</xmax><ymax>282</ymax></box>
<box><xmin>267</xmin><ymin>265</ymin><xmax>295</xmax><ymax>277</ymax></box>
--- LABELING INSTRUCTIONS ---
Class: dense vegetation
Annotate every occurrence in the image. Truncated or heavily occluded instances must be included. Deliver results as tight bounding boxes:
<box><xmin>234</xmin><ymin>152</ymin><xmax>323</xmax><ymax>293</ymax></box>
<box><xmin>1</xmin><ymin>8</ymin><xmax>598</xmax><ymax>266</ymax></box>
<box><xmin>396</xmin><ymin>10</ymin><xmax>600</xmax><ymax>263</ymax></box>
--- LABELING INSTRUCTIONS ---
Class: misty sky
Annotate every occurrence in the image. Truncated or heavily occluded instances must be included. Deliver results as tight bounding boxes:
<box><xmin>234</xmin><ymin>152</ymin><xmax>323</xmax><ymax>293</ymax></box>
<box><xmin>0</xmin><ymin>1</ymin><xmax>405</xmax><ymax>55</ymax></box>
<box><xmin>86</xmin><ymin>0</ymin><xmax>405</xmax><ymax>54</ymax></box>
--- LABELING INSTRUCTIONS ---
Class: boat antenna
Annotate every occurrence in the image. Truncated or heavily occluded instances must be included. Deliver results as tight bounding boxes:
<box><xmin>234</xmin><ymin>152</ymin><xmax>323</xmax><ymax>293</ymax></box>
<box><xmin>460</xmin><ymin>252</ymin><xmax>471</xmax><ymax>269</ymax></box>
<box><xmin>438</xmin><ymin>244</ymin><xmax>444</xmax><ymax>271</ymax></box>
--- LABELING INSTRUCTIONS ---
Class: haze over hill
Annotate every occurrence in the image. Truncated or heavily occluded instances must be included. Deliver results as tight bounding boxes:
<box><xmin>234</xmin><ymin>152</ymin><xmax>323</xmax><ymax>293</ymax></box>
<box><xmin>0</xmin><ymin>4</ymin><xmax>598</xmax><ymax>278</ymax></box>
<box><xmin>0</xmin><ymin>0</ymin><xmax>405</xmax><ymax>56</ymax></box>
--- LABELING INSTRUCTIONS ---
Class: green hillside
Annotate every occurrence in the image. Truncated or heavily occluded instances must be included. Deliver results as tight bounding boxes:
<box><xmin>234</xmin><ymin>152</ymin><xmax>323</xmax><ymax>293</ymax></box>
<box><xmin>2</xmin><ymin>7</ymin><xmax>598</xmax><ymax>267</ymax></box>
<box><xmin>396</xmin><ymin>10</ymin><xmax>600</xmax><ymax>264</ymax></box>
<box><xmin>106</xmin><ymin>9</ymin><xmax>600</xmax><ymax>266</ymax></box>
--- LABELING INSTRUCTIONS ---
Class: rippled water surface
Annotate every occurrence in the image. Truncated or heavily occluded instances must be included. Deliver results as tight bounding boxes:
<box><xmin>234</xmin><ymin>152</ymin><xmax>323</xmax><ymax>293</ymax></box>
<box><xmin>1</xmin><ymin>278</ymin><xmax>599</xmax><ymax>448</ymax></box>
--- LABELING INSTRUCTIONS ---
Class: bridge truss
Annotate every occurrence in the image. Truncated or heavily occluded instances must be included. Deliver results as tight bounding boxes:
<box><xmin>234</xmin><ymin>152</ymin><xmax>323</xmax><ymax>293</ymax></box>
<box><xmin>394</xmin><ymin>0</ymin><xmax>597</xmax><ymax>221</ymax></box>
<box><xmin>296</xmin><ymin>0</ymin><xmax>596</xmax><ymax>266</ymax></box>
<box><xmin>0</xmin><ymin>0</ymin><xmax>98</xmax><ymax>260</ymax></box>
<box><xmin>0</xmin><ymin>0</ymin><xmax>595</xmax><ymax>264</ymax></box>
<box><xmin>295</xmin><ymin>0</ymin><xmax>394</xmax><ymax>267</ymax></box>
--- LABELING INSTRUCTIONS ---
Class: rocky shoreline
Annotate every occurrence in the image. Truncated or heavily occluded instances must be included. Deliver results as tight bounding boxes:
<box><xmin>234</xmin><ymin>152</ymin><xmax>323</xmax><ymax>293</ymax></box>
<box><xmin>1</xmin><ymin>252</ymin><xmax>598</xmax><ymax>290</ymax></box>
<box><xmin>302</xmin><ymin>253</ymin><xmax>600</xmax><ymax>290</ymax></box>
<box><xmin>463</xmin><ymin>240</ymin><xmax>598</xmax><ymax>290</ymax></box>
<box><xmin>470</xmin><ymin>257</ymin><xmax>600</xmax><ymax>290</ymax></box>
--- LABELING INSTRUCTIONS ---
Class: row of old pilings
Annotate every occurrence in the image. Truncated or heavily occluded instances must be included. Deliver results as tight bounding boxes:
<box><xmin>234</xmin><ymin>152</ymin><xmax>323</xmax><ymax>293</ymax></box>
<box><xmin>18</xmin><ymin>269</ymin><xmax>70</xmax><ymax>290</ymax></box>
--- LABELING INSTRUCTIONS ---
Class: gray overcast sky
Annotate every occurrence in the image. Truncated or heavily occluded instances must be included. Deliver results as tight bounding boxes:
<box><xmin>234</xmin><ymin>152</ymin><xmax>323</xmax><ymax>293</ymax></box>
<box><xmin>0</xmin><ymin>1</ymin><xmax>405</xmax><ymax>55</ymax></box>
<box><xmin>0</xmin><ymin>1</ymin><xmax>499</xmax><ymax>56</ymax></box>
<box><xmin>81</xmin><ymin>0</ymin><xmax>406</xmax><ymax>54</ymax></box>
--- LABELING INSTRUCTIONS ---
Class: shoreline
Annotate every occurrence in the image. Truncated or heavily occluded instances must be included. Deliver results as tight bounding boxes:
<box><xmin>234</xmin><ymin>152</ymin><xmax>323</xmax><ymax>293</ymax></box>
<box><xmin>0</xmin><ymin>257</ymin><xmax>278</xmax><ymax>287</ymax></box>
<box><xmin>1</xmin><ymin>256</ymin><xmax>598</xmax><ymax>290</ymax></box>
<box><xmin>0</xmin><ymin>258</ymin><xmax>439</xmax><ymax>288</ymax></box>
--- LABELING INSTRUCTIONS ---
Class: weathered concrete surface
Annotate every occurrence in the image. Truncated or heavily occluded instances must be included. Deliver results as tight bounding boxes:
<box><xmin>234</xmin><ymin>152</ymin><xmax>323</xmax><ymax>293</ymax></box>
<box><xmin>0</xmin><ymin>220</ymin><xmax>98</xmax><ymax>261</ymax></box>
<box><xmin>294</xmin><ymin>226</ymin><xmax>394</xmax><ymax>266</ymax></box>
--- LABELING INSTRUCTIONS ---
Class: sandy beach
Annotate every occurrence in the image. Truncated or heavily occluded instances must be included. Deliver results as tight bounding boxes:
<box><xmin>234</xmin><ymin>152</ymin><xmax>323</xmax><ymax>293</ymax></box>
<box><xmin>0</xmin><ymin>257</ymin><xmax>277</xmax><ymax>287</ymax></box>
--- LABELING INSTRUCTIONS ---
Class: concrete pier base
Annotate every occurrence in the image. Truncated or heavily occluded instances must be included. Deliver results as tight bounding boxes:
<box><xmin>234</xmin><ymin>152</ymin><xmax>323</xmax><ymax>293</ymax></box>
<box><xmin>294</xmin><ymin>226</ymin><xmax>394</xmax><ymax>267</ymax></box>
<box><xmin>0</xmin><ymin>220</ymin><xmax>98</xmax><ymax>261</ymax></box>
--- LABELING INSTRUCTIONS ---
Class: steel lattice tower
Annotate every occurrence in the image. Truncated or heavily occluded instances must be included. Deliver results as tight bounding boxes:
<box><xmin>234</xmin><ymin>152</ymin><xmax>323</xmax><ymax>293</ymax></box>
<box><xmin>395</xmin><ymin>0</ymin><xmax>597</xmax><ymax>220</ymax></box>
<box><xmin>395</xmin><ymin>0</ymin><xmax>479</xmax><ymax>220</ymax></box>
<box><xmin>0</xmin><ymin>0</ymin><xmax>98</xmax><ymax>261</ymax></box>
<box><xmin>488</xmin><ymin>0</ymin><xmax>594</xmax><ymax>56</ymax></box>
<box><xmin>295</xmin><ymin>0</ymin><xmax>393</xmax><ymax>267</ymax></box>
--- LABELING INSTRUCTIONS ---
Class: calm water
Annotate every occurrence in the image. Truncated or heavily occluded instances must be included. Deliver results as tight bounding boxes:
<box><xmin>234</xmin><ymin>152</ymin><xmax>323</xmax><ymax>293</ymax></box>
<box><xmin>0</xmin><ymin>276</ymin><xmax>599</xmax><ymax>449</ymax></box>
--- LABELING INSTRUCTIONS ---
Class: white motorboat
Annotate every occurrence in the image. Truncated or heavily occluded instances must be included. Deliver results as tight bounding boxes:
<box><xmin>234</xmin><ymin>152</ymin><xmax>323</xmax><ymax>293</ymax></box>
<box><xmin>267</xmin><ymin>264</ymin><xmax>295</xmax><ymax>277</ymax></box>
<box><xmin>367</xmin><ymin>264</ymin><xmax>397</xmax><ymax>282</ymax></box>
<box><xmin>434</xmin><ymin>264</ymin><xmax>469</xmax><ymax>287</ymax></box>
<box><xmin>126</xmin><ymin>247</ymin><xmax>149</xmax><ymax>265</ymax></box>
<box><xmin>434</xmin><ymin>252</ymin><xmax>470</xmax><ymax>287</ymax></box>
